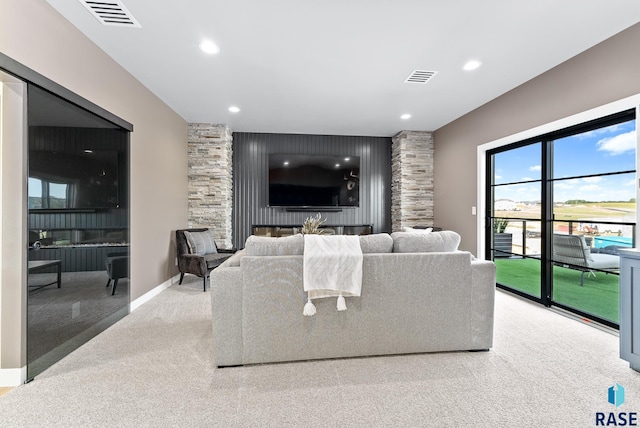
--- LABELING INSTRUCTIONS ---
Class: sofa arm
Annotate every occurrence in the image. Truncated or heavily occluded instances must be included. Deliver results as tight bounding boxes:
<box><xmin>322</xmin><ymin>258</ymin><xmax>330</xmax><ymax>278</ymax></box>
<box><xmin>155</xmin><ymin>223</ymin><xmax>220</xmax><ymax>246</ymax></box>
<box><xmin>210</xmin><ymin>266</ymin><xmax>243</xmax><ymax>367</ymax></box>
<box><xmin>470</xmin><ymin>259</ymin><xmax>496</xmax><ymax>349</ymax></box>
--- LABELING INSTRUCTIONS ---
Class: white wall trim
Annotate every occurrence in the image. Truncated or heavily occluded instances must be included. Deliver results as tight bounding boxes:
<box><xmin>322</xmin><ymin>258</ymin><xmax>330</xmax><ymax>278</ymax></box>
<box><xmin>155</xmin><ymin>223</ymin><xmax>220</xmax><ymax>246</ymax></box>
<box><xmin>476</xmin><ymin>94</ymin><xmax>640</xmax><ymax>258</ymax></box>
<box><xmin>0</xmin><ymin>79</ymin><xmax>28</xmax><ymax>386</ymax></box>
<box><xmin>130</xmin><ymin>274</ymin><xmax>180</xmax><ymax>312</ymax></box>
<box><xmin>0</xmin><ymin>367</ymin><xmax>26</xmax><ymax>387</ymax></box>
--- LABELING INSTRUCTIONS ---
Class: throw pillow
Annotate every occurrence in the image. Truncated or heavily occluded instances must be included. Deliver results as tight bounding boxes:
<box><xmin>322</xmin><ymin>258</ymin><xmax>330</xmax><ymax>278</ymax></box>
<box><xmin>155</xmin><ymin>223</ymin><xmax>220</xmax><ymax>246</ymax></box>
<box><xmin>245</xmin><ymin>234</ymin><xmax>304</xmax><ymax>256</ymax></box>
<box><xmin>391</xmin><ymin>230</ymin><xmax>461</xmax><ymax>253</ymax></box>
<box><xmin>184</xmin><ymin>230</ymin><xmax>218</xmax><ymax>256</ymax></box>
<box><xmin>359</xmin><ymin>233</ymin><xmax>394</xmax><ymax>253</ymax></box>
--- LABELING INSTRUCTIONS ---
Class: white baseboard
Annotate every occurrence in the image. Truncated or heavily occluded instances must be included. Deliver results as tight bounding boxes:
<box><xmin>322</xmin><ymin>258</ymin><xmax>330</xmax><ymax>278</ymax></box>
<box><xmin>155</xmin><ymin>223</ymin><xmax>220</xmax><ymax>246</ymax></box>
<box><xmin>130</xmin><ymin>274</ymin><xmax>180</xmax><ymax>312</ymax></box>
<box><xmin>0</xmin><ymin>367</ymin><xmax>26</xmax><ymax>387</ymax></box>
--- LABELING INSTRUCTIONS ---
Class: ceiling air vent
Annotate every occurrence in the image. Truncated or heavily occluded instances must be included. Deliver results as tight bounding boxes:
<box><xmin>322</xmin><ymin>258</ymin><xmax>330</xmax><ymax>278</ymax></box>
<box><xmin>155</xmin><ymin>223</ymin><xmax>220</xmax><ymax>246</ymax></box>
<box><xmin>404</xmin><ymin>70</ymin><xmax>438</xmax><ymax>84</ymax></box>
<box><xmin>79</xmin><ymin>0</ymin><xmax>141</xmax><ymax>27</ymax></box>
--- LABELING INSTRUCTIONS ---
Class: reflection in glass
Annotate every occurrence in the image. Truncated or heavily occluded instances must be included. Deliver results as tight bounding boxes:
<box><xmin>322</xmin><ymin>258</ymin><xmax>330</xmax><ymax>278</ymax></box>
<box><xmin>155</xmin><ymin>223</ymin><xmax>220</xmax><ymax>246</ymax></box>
<box><xmin>27</xmin><ymin>84</ymin><xmax>130</xmax><ymax>380</ymax></box>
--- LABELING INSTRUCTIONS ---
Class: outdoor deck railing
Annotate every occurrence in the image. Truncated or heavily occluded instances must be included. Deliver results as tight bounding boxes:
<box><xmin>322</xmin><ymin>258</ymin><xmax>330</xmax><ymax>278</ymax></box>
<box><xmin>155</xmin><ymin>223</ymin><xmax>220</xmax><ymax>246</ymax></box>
<box><xmin>491</xmin><ymin>217</ymin><xmax>636</xmax><ymax>257</ymax></box>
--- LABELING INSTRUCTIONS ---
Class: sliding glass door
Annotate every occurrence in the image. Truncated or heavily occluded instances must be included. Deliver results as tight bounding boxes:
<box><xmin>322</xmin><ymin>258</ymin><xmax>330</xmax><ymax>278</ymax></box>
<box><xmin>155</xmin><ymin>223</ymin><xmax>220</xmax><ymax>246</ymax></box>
<box><xmin>488</xmin><ymin>110</ymin><xmax>636</xmax><ymax>327</ymax></box>
<box><xmin>26</xmin><ymin>85</ymin><xmax>130</xmax><ymax>380</ymax></box>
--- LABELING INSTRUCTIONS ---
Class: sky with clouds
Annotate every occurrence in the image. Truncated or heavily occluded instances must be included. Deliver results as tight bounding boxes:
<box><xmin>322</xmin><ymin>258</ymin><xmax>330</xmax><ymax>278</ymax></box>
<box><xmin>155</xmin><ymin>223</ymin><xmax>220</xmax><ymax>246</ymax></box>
<box><xmin>494</xmin><ymin>119</ymin><xmax>636</xmax><ymax>203</ymax></box>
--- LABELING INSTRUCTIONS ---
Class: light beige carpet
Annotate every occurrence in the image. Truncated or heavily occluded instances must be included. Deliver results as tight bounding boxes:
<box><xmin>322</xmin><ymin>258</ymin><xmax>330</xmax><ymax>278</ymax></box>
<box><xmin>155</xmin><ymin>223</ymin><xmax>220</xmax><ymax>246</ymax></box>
<box><xmin>0</xmin><ymin>276</ymin><xmax>638</xmax><ymax>427</ymax></box>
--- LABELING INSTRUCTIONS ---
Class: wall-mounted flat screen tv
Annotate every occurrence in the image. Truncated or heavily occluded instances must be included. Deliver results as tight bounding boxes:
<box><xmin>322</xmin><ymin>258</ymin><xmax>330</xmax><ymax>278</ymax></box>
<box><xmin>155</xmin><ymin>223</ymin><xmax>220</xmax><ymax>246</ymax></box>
<box><xmin>268</xmin><ymin>154</ymin><xmax>360</xmax><ymax>207</ymax></box>
<box><xmin>29</xmin><ymin>149</ymin><xmax>120</xmax><ymax>210</ymax></box>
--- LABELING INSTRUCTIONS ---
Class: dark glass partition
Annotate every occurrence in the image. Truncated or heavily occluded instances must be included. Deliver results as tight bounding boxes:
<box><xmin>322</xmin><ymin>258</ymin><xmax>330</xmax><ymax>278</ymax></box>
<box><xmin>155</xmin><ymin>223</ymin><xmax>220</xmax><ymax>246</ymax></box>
<box><xmin>26</xmin><ymin>85</ymin><xmax>130</xmax><ymax>380</ymax></box>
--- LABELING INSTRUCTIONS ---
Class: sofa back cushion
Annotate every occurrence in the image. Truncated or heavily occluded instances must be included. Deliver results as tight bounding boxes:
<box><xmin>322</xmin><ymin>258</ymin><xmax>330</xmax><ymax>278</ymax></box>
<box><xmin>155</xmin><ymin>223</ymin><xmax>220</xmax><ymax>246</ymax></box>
<box><xmin>184</xmin><ymin>229</ymin><xmax>218</xmax><ymax>255</ymax></box>
<box><xmin>359</xmin><ymin>233</ymin><xmax>393</xmax><ymax>253</ymax></box>
<box><xmin>391</xmin><ymin>230</ymin><xmax>461</xmax><ymax>253</ymax></box>
<box><xmin>220</xmin><ymin>248</ymin><xmax>246</xmax><ymax>267</ymax></box>
<box><xmin>245</xmin><ymin>234</ymin><xmax>305</xmax><ymax>256</ymax></box>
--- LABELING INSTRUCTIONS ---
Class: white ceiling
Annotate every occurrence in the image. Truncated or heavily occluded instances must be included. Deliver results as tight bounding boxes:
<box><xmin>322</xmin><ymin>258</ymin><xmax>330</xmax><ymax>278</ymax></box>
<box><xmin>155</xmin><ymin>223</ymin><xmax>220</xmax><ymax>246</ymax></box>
<box><xmin>45</xmin><ymin>0</ymin><xmax>640</xmax><ymax>137</ymax></box>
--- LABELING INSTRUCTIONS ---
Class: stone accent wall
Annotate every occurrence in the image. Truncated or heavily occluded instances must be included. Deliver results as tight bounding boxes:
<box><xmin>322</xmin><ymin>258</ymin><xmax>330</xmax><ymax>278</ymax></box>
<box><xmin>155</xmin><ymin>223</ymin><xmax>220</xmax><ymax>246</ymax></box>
<box><xmin>187</xmin><ymin>123</ymin><xmax>233</xmax><ymax>249</ymax></box>
<box><xmin>391</xmin><ymin>130</ymin><xmax>434</xmax><ymax>232</ymax></box>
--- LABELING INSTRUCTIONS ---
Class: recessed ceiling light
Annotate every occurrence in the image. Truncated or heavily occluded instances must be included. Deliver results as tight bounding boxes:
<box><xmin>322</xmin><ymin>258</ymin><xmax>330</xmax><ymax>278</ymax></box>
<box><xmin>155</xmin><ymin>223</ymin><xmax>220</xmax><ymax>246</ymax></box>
<box><xmin>228</xmin><ymin>106</ymin><xmax>240</xmax><ymax>113</ymax></box>
<box><xmin>283</xmin><ymin>161</ymin><xmax>289</xmax><ymax>166</ymax></box>
<box><xmin>344</xmin><ymin>157</ymin><xmax>351</xmax><ymax>161</ymax></box>
<box><xmin>463</xmin><ymin>60</ymin><xmax>482</xmax><ymax>71</ymax></box>
<box><xmin>199</xmin><ymin>40</ymin><xmax>220</xmax><ymax>54</ymax></box>
<box><xmin>335</xmin><ymin>164</ymin><xmax>340</xmax><ymax>168</ymax></box>
<box><xmin>400</xmin><ymin>114</ymin><xmax>412</xmax><ymax>120</ymax></box>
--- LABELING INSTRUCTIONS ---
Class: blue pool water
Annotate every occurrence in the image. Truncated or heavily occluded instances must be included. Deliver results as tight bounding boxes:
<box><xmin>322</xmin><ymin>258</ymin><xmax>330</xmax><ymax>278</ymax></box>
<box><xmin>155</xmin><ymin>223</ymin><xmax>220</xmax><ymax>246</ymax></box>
<box><xmin>594</xmin><ymin>236</ymin><xmax>633</xmax><ymax>248</ymax></box>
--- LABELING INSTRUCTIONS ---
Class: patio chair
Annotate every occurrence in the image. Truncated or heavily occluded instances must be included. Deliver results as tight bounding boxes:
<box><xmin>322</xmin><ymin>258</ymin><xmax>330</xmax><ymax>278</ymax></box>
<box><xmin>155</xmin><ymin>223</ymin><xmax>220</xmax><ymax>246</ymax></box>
<box><xmin>552</xmin><ymin>233</ymin><xmax>620</xmax><ymax>286</ymax></box>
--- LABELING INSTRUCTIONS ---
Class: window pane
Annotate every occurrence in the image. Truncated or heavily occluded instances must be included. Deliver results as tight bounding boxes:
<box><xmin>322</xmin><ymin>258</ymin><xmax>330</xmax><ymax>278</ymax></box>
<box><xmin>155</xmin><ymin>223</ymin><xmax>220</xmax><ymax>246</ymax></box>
<box><xmin>552</xmin><ymin>265</ymin><xmax>619</xmax><ymax>324</ymax></box>
<box><xmin>552</xmin><ymin>170</ymin><xmax>636</xmax><ymax>255</ymax></box>
<box><xmin>554</xmin><ymin>119</ymin><xmax>635</xmax><ymax>178</ymax></box>
<box><xmin>495</xmin><ymin>258</ymin><xmax>541</xmax><ymax>299</ymax></box>
<box><xmin>553</xmin><ymin>172</ymin><xmax>636</xmax><ymax>222</ymax></box>
<box><xmin>493</xmin><ymin>142</ymin><xmax>541</xmax><ymax>184</ymax></box>
<box><xmin>494</xmin><ymin>183</ymin><xmax>541</xmax><ymax>219</ymax></box>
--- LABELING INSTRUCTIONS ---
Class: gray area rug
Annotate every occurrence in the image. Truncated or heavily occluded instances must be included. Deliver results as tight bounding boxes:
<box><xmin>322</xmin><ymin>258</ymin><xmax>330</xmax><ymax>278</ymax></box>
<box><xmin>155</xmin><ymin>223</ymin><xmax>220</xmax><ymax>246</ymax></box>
<box><xmin>1</xmin><ymin>278</ymin><xmax>639</xmax><ymax>427</ymax></box>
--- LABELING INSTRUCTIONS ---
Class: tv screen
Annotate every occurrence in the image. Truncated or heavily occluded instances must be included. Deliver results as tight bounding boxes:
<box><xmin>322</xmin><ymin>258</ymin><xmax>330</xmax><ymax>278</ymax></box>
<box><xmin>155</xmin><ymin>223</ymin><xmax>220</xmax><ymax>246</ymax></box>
<box><xmin>268</xmin><ymin>154</ymin><xmax>360</xmax><ymax>207</ymax></box>
<box><xmin>29</xmin><ymin>149</ymin><xmax>120</xmax><ymax>210</ymax></box>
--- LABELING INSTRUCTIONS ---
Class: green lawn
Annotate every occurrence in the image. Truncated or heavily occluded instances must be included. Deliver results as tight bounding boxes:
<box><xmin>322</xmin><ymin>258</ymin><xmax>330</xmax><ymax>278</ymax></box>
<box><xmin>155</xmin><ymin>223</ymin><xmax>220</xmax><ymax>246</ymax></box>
<box><xmin>495</xmin><ymin>258</ymin><xmax>619</xmax><ymax>323</ymax></box>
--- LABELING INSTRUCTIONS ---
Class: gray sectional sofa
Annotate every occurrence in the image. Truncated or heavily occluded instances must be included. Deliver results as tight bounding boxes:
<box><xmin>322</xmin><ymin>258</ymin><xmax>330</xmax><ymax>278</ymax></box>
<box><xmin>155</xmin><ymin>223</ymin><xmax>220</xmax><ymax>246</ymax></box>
<box><xmin>210</xmin><ymin>231</ymin><xmax>496</xmax><ymax>367</ymax></box>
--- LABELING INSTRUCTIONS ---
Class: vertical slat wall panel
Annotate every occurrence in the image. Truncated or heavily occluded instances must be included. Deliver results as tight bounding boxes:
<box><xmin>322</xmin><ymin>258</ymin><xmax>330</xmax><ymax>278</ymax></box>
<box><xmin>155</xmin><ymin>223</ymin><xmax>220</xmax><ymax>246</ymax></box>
<box><xmin>232</xmin><ymin>132</ymin><xmax>392</xmax><ymax>249</ymax></box>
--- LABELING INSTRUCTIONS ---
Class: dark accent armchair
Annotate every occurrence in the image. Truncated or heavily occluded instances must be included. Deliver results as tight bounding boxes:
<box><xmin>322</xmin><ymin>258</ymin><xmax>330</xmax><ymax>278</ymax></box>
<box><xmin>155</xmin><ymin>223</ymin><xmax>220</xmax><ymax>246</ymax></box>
<box><xmin>176</xmin><ymin>228</ymin><xmax>233</xmax><ymax>291</ymax></box>
<box><xmin>105</xmin><ymin>252</ymin><xmax>129</xmax><ymax>296</ymax></box>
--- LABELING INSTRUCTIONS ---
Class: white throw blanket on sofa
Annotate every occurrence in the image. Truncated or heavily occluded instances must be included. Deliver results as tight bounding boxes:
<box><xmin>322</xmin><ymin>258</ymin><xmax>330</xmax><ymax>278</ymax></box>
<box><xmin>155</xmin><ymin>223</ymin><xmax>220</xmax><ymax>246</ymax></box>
<box><xmin>302</xmin><ymin>234</ymin><xmax>363</xmax><ymax>316</ymax></box>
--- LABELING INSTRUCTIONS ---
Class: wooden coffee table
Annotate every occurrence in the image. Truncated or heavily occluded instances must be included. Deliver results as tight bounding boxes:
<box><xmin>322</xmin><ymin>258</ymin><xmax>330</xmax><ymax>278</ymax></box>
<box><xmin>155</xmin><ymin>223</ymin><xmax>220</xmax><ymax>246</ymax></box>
<box><xmin>28</xmin><ymin>260</ymin><xmax>62</xmax><ymax>290</ymax></box>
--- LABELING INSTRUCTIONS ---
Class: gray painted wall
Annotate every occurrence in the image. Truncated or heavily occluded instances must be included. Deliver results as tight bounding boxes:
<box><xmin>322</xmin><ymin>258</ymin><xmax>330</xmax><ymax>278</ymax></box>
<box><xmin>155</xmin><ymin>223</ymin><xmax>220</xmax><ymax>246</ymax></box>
<box><xmin>232</xmin><ymin>132</ymin><xmax>392</xmax><ymax>249</ymax></box>
<box><xmin>434</xmin><ymin>22</ymin><xmax>640</xmax><ymax>254</ymax></box>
